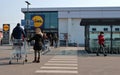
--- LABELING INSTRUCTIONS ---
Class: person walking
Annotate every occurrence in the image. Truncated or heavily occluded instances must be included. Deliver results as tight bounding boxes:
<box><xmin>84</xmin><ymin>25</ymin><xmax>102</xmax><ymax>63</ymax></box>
<box><xmin>11</xmin><ymin>23</ymin><xmax>26</xmax><ymax>46</ymax></box>
<box><xmin>0</xmin><ymin>31</ymin><xmax>3</xmax><ymax>45</ymax></box>
<box><xmin>49</xmin><ymin>34</ymin><xmax>53</xmax><ymax>46</ymax></box>
<box><xmin>11</xmin><ymin>23</ymin><xmax>26</xmax><ymax>40</ymax></box>
<box><xmin>42</xmin><ymin>32</ymin><xmax>48</xmax><ymax>50</ymax></box>
<box><xmin>27</xmin><ymin>28</ymin><xmax>43</xmax><ymax>63</ymax></box>
<box><xmin>11</xmin><ymin>23</ymin><xmax>26</xmax><ymax>58</ymax></box>
<box><xmin>43</xmin><ymin>32</ymin><xmax>48</xmax><ymax>40</ymax></box>
<box><xmin>53</xmin><ymin>33</ymin><xmax>58</xmax><ymax>48</ymax></box>
<box><xmin>97</xmin><ymin>31</ymin><xmax>107</xmax><ymax>56</ymax></box>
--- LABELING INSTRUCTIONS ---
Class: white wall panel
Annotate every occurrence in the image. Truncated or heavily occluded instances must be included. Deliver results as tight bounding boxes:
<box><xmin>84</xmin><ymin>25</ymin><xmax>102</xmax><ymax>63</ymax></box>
<box><xmin>59</xmin><ymin>10</ymin><xmax>120</xmax><ymax>18</ymax></box>
<box><xmin>59</xmin><ymin>19</ymin><xmax>68</xmax><ymax>33</ymax></box>
<box><xmin>68</xmin><ymin>19</ymin><xmax>84</xmax><ymax>44</ymax></box>
<box><xmin>102</xmin><ymin>11</ymin><xmax>120</xmax><ymax>18</ymax></box>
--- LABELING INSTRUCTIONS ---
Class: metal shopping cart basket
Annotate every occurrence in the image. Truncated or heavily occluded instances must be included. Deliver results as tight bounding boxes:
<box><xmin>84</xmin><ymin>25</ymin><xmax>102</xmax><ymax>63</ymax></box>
<box><xmin>9</xmin><ymin>39</ymin><xmax>29</xmax><ymax>64</ymax></box>
<box><xmin>42</xmin><ymin>40</ymin><xmax>50</xmax><ymax>55</ymax></box>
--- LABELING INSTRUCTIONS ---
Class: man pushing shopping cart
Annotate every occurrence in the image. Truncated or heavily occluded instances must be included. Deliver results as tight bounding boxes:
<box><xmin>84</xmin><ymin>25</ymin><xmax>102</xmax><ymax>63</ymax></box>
<box><xmin>9</xmin><ymin>23</ymin><xmax>27</xmax><ymax>64</ymax></box>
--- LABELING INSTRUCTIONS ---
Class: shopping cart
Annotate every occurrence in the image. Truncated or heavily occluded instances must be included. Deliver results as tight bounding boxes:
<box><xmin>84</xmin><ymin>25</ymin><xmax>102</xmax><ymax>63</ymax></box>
<box><xmin>9</xmin><ymin>39</ymin><xmax>29</xmax><ymax>64</ymax></box>
<box><xmin>42</xmin><ymin>40</ymin><xmax>50</xmax><ymax>54</ymax></box>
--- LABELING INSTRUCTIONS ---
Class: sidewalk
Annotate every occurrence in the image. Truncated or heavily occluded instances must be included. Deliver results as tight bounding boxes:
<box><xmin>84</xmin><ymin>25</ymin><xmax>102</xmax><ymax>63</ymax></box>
<box><xmin>50</xmin><ymin>46</ymin><xmax>85</xmax><ymax>51</ymax></box>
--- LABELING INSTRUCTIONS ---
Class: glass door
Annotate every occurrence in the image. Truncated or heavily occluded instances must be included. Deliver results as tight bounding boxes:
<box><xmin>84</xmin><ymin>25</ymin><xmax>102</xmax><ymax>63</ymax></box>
<box><xmin>89</xmin><ymin>26</ymin><xmax>111</xmax><ymax>53</ymax></box>
<box><xmin>112</xmin><ymin>26</ymin><xmax>120</xmax><ymax>53</ymax></box>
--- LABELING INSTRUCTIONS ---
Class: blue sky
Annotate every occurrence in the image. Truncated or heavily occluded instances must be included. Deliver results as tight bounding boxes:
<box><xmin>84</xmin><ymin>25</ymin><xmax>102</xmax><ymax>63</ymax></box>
<box><xmin>1</xmin><ymin>0</ymin><xmax>120</xmax><ymax>32</ymax></box>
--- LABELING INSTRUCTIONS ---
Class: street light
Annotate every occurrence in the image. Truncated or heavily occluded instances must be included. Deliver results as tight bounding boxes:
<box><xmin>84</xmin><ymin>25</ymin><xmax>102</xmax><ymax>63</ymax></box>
<box><xmin>25</xmin><ymin>1</ymin><xmax>31</xmax><ymax>39</ymax></box>
<box><xmin>25</xmin><ymin>1</ymin><xmax>31</xmax><ymax>13</ymax></box>
<box><xmin>25</xmin><ymin>1</ymin><xmax>31</xmax><ymax>5</ymax></box>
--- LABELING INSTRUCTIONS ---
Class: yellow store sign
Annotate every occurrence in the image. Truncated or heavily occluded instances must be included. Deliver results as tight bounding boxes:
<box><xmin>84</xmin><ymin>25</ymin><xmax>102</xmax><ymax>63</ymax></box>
<box><xmin>32</xmin><ymin>15</ymin><xmax>44</xmax><ymax>28</ymax></box>
<box><xmin>3</xmin><ymin>24</ymin><xmax>10</xmax><ymax>31</ymax></box>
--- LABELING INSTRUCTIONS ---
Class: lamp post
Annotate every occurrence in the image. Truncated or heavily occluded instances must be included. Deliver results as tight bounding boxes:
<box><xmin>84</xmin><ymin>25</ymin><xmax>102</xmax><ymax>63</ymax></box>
<box><xmin>25</xmin><ymin>1</ymin><xmax>31</xmax><ymax>39</ymax></box>
<box><xmin>25</xmin><ymin>1</ymin><xmax>31</xmax><ymax>14</ymax></box>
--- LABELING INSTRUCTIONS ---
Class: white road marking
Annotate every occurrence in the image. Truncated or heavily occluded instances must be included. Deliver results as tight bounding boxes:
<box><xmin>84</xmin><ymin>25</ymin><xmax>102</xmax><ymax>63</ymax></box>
<box><xmin>44</xmin><ymin>63</ymin><xmax>78</xmax><ymax>66</ymax></box>
<box><xmin>40</xmin><ymin>66</ymin><xmax>78</xmax><ymax>69</ymax></box>
<box><xmin>48</xmin><ymin>61</ymin><xmax>77</xmax><ymax>63</ymax></box>
<box><xmin>52</xmin><ymin>56</ymin><xmax>77</xmax><ymax>58</ymax></box>
<box><xmin>35</xmin><ymin>55</ymin><xmax>78</xmax><ymax>74</ymax></box>
<box><xmin>35</xmin><ymin>70</ymin><xmax>78</xmax><ymax>74</ymax></box>
<box><xmin>50</xmin><ymin>59</ymin><xmax>77</xmax><ymax>61</ymax></box>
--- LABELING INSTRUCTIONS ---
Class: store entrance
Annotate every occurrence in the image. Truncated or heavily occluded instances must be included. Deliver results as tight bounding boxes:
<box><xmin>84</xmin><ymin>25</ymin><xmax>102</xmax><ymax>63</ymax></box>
<box><xmin>80</xmin><ymin>19</ymin><xmax>120</xmax><ymax>54</ymax></box>
<box><xmin>46</xmin><ymin>32</ymin><xmax>57</xmax><ymax>46</ymax></box>
<box><xmin>89</xmin><ymin>25</ymin><xmax>120</xmax><ymax>54</ymax></box>
<box><xmin>28</xmin><ymin>29</ymin><xmax>58</xmax><ymax>46</ymax></box>
<box><xmin>89</xmin><ymin>26</ymin><xmax>111</xmax><ymax>53</ymax></box>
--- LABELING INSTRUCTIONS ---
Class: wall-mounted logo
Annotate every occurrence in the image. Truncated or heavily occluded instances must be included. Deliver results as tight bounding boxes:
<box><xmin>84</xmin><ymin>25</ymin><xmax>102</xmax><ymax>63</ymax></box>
<box><xmin>32</xmin><ymin>15</ymin><xmax>44</xmax><ymax>28</ymax></box>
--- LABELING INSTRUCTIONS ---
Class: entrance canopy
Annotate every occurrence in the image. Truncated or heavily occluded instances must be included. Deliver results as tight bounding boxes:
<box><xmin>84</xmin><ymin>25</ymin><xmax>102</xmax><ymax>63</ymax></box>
<box><xmin>80</xmin><ymin>19</ymin><xmax>120</xmax><ymax>25</ymax></box>
<box><xmin>80</xmin><ymin>18</ymin><xmax>120</xmax><ymax>53</ymax></box>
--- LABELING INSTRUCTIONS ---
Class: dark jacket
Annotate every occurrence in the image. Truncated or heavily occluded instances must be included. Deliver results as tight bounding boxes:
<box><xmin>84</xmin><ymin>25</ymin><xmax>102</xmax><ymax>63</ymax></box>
<box><xmin>53</xmin><ymin>35</ymin><xmax>58</xmax><ymax>41</ymax></box>
<box><xmin>28</xmin><ymin>34</ymin><xmax>43</xmax><ymax>50</ymax></box>
<box><xmin>12</xmin><ymin>26</ymin><xmax>26</xmax><ymax>39</ymax></box>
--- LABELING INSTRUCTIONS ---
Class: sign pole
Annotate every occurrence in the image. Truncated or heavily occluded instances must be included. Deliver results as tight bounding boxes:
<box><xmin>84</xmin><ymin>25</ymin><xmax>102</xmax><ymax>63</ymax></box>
<box><xmin>2</xmin><ymin>24</ymin><xmax>10</xmax><ymax>44</ymax></box>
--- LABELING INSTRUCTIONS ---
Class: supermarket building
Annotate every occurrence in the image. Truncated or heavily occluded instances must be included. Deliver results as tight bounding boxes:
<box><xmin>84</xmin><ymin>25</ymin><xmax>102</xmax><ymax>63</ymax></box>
<box><xmin>22</xmin><ymin>7</ymin><xmax>120</xmax><ymax>53</ymax></box>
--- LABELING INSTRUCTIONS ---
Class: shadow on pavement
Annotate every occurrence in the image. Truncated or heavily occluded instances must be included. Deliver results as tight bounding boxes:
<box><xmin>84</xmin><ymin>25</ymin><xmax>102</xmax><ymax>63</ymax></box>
<box><xmin>0</xmin><ymin>57</ymin><xmax>10</xmax><ymax>61</ymax></box>
<box><xmin>0</xmin><ymin>61</ymin><xmax>33</xmax><ymax>66</ymax></box>
<box><xmin>44</xmin><ymin>49</ymin><xmax>88</xmax><ymax>56</ymax></box>
<box><xmin>0</xmin><ymin>57</ymin><xmax>33</xmax><ymax>66</ymax></box>
<box><xmin>45</xmin><ymin>49</ymin><xmax>120</xmax><ymax>57</ymax></box>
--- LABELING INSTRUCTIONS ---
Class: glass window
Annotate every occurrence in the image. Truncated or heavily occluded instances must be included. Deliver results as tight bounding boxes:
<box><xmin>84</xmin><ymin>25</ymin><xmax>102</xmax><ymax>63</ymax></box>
<box><xmin>112</xmin><ymin>26</ymin><xmax>120</xmax><ymax>52</ymax></box>
<box><xmin>50</xmin><ymin>13</ymin><xmax>58</xmax><ymax>28</ymax></box>
<box><xmin>115</xmin><ymin>28</ymin><xmax>119</xmax><ymax>31</ymax></box>
<box><xmin>92</xmin><ymin>28</ymin><xmax>96</xmax><ymax>31</ymax></box>
<box><xmin>104</xmin><ymin>28</ymin><xmax>108</xmax><ymax>31</ymax></box>
<box><xmin>44</xmin><ymin>13</ymin><xmax>50</xmax><ymax>28</ymax></box>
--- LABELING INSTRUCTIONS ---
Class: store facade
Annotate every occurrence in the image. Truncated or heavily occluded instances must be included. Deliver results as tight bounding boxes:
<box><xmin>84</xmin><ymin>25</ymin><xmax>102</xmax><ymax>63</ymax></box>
<box><xmin>22</xmin><ymin>7</ymin><xmax>120</xmax><ymax>48</ymax></box>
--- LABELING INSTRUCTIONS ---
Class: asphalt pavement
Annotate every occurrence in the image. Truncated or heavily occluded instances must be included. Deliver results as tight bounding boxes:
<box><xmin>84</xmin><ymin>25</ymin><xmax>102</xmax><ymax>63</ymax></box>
<box><xmin>0</xmin><ymin>45</ymin><xmax>120</xmax><ymax>75</ymax></box>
